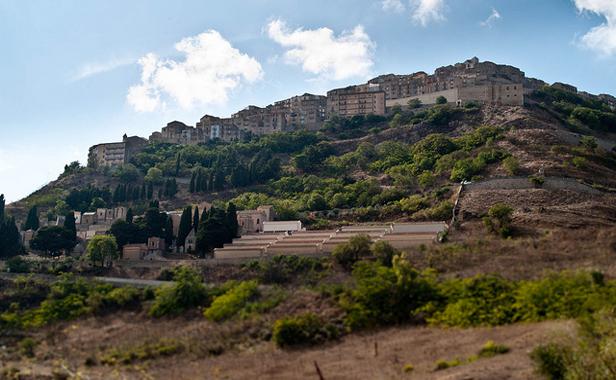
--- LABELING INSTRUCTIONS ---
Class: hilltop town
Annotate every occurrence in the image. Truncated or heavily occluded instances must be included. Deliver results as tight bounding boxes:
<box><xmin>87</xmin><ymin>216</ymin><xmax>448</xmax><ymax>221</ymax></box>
<box><xmin>3</xmin><ymin>56</ymin><xmax>616</xmax><ymax>379</ymax></box>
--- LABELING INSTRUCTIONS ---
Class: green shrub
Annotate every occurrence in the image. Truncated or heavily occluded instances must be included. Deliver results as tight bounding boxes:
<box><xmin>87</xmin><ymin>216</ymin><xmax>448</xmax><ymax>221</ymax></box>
<box><xmin>483</xmin><ymin>203</ymin><xmax>514</xmax><ymax>238</ymax></box>
<box><xmin>272</xmin><ymin>313</ymin><xmax>339</xmax><ymax>347</ymax></box>
<box><xmin>579</xmin><ymin>135</ymin><xmax>598</xmax><ymax>152</ymax></box>
<box><xmin>412</xmin><ymin>201</ymin><xmax>453</xmax><ymax>221</ymax></box>
<box><xmin>100</xmin><ymin>339</ymin><xmax>183</xmax><ymax>365</ymax></box>
<box><xmin>428</xmin><ymin>275</ymin><xmax>517</xmax><ymax>327</ymax></box>
<box><xmin>341</xmin><ymin>257</ymin><xmax>439</xmax><ymax>330</ymax></box>
<box><xmin>530</xmin><ymin>343</ymin><xmax>571</xmax><ymax>380</ymax></box>
<box><xmin>478</xmin><ymin>340</ymin><xmax>510</xmax><ymax>358</ymax></box>
<box><xmin>6</xmin><ymin>256</ymin><xmax>30</xmax><ymax>273</ymax></box>
<box><xmin>204</xmin><ymin>280</ymin><xmax>259</xmax><ymax>322</ymax></box>
<box><xmin>572</xmin><ymin>156</ymin><xmax>587</xmax><ymax>169</ymax></box>
<box><xmin>371</xmin><ymin>240</ymin><xmax>399</xmax><ymax>267</ymax></box>
<box><xmin>434</xmin><ymin>358</ymin><xmax>462</xmax><ymax>371</ymax></box>
<box><xmin>502</xmin><ymin>156</ymin><xmax>520</xmax><ymax>175</ymax></box>
<box><xmin>332</xmin><ymin>235</ymin><xmax>372</xmax><ymax>271</ymax></box>
<box><xmin>514</xmin><ymin>272</ymin><xmax>610</xmax><ymax>321</ymax></box>
<box><xmin>528</xmin><ymin>176</ymin><xmax>544</xmax><ymax>189</ymax></box>
<box><xmin>402</xmin><ymin>364</ymin><xmax>414</xmax><ymax>373</ymax></box>
<box><xmin>149</xmin><ymin>266</ymin><xmax>208</xmax><ymax>317</ymax></box>
<box><xmin>399</xmin><ymin>195</ymin><xmax>429</xmax><ymax>213</ymax></box>
<box><xmin>18</xmin><ymin>338</ymin><xmax>36</xmax><ymax>358</ymax></box>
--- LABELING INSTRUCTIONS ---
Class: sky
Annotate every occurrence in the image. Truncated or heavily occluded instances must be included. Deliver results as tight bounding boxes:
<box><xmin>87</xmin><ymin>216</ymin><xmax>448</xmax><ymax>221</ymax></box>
<box><xmin>1</xmin><ymin>0</ymin><xmax>615</xmax><ymax>202</ymax></box>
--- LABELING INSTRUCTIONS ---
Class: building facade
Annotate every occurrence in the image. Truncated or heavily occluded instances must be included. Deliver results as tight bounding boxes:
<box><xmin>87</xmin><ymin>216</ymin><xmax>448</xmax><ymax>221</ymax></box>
<box><xmin>326</xmin><ymin>84</ymin><xmax>386</xmax><ymax>118</ymax></box>
<box><xmin>88</xmin><ymin>135</ymin><xmax>147</xmax><ymax>168</ymax></box>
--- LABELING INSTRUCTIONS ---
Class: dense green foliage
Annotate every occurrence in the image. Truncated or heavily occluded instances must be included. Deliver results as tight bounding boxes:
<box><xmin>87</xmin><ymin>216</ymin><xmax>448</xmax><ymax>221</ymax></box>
<box><xmin>483</xmin><ymin>203</ymin><xmax>514</xmax><ymax>238</ymax></box>
<box><xmin>272</xmin><ymin>313</ymin><xmax>339</xmax><ymax>347</ymax></box>
<box><xmin>85</xmin><ymin>235</ymin><xmax>119</xmax><ymax>268</ymax></box>
<box><xmin>30</xmin><ymin>226</ymin><xmax>76</xmax><ymax>257</ymax></box>
<box><xmin>0</xmin><ymin>274</ymin><xmax>144</xmax><ymax>328</ymax></box>
<box><xmin>204</xmin><ymin>280</ymin><xmax>259</xmax><ymax>322</ymax></box>
<box><xmin>148</xmin><ymin>266</ymin><xmax>208</xmax><ymax>317</ymax></box>
<box><xmin>0</xmin><ymin>194</ymin><xmax>22</xmax><ymax>258</ymax></box>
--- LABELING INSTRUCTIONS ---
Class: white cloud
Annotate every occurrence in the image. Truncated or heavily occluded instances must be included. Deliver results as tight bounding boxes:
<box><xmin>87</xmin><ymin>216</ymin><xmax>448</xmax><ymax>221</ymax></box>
<box><xmin>410</xmin><ymin>0</ymin><xmax>446</xmax><ymax>26</ymax></box>
<box><xmin>382</xmin><ymin>0</ymin><xmax>405</xmax><ymax>13</ymax></box>
<box><xmin>266</xmin><ymin>19</ymin><xmax>375</xmax><ymax>81</ymax></box>
<box><xmin>480</xmin><ymin>8</ymin><xmax>501</xmax><ymax>28</ymax></box>
<box><xmin>574</xmin><ymin>0</ymin><xmax>616</xmax><ymax>56</ymax></box>
<box><xmin>127</xmin><ymin>30</ymin><xmax>263</xmax><ymax>112</ymax></box>
<box><xmin>71</xmin><ymin>58</ymin><xmax>133</xmax><ymax>81</ymax></box>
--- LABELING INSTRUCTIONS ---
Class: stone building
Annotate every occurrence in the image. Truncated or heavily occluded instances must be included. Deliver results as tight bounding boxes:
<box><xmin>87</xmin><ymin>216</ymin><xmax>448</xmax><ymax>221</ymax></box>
<box><xmin>326</xmin><ymin>84</ymin><xmax>386</xmax><ymax>117</ymax></box>
<box><xmin>369</xmin><ymin>57</ymin><xmax>525</xmax><ymax>108</ymax></box>
<box><xmin>273</xmin><ymin>93</ymin><xmax>327</xmax><ymax>131</ymax></box>
<box><xmin>159</xmin><ymin>121</ymin><xmax>205</xmax><ymax>145</ymax></box>
<box><xmin>237</xmin><ymin>205</ymin><xmax>275</xmax><ymax>234</ymax></box>
<box><xmin>88</xmin><ymin>134</ymin><xmax>147</xmax><ymax>168</ymax></box>
<box><xmin>196</xmin><ymin>115</ymin><xmax>242</xmax><ymax>142</ymax></box>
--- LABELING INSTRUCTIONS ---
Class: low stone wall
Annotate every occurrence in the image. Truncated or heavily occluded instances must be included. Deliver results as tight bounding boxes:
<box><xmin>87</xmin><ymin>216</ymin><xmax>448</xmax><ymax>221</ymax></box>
<box><xmin>465</xmin><ymin>176</ymin><xmax>601</xmax><ymax>195</ymax></box>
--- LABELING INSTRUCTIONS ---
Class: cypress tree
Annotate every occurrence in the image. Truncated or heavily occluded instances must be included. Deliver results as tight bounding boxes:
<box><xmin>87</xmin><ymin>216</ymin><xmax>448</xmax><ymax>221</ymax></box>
<box><xmin>164</xmin><ymin>215</ymin><xmax>174</xmax><ymax>248</ymax></box>
<box><xmin>140</xmin><ymin>183</ymin><xmax>146</xmax><ymax>200</ymax></box>
<box><xmin>126</xmin><ymin>208</ymin><xmax>134</xmax><ymax>224</ymax></box>
<box><xmin>132</xmin><ymin>186</ymin><xmax>140</xmax><ymax>201</ymax></box>
<box><xmin>225</xmin><ymin>202</ymin><xmax>239</xmax><ymax>242</ymax></box>
<box><xmin>193</xmin><ymin>206</ymin><xmax>200</xmax><ymax>233</ymax></box>
<box><xmin>175</xmin><ymin>152</ymin><xmax>181</xmax><ymax>177</ymax></box>
<box><xmin>176</xmin><ymin>206</ymin><xmax>192</xmax><ymax>249</ymax></box>
<box><xmin>147</xmin><ymin>182</ymin><xmax>154</xmax><ymax>199</ymax></box>
<box><xmin>0</xmin><ymin>194</ymin><xmax>5</xmax><ymax>222</ymax></box>
<box><xmin>189</xmin><ymin>173</ymin><xmax>196</xmax><ymax>193</ymax></box>
<box><xmin>24</xmin><ymin>206</ymin><xmax>39</xmax><ymax>231</ymax></box>
<box><xmin>63</xmin><ymin>212</ymin><xmax>77</xmax><ymax>242</ymax></box>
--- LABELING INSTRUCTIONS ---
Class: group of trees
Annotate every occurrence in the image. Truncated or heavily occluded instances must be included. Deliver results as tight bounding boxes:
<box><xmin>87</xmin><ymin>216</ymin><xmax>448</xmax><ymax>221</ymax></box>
<box><xmin>174</xmin><ymin>203</ymin><xmax>238</xmax><ymax>256</ymax></box>
<box><xmin>27</xmin><ymin>206</ymin><xmax>78</xmax><ymax>257</ymax></box>
<box><xmin>0</xmin><ymin>194</ymin><xmax>21</xmax><ymax>258</ymax></box>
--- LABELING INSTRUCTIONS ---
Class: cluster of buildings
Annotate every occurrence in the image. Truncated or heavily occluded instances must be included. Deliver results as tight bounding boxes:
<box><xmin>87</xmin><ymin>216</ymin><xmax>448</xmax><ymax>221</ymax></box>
<box><xmin>88</xmin><ymin>58</ymin><xmax>533</xmax><ymax>168</ymax></box>
<box><xmin>86</xmin><ymin>57</ymin><xmax>616</xmax><ymax>170</ymax></box>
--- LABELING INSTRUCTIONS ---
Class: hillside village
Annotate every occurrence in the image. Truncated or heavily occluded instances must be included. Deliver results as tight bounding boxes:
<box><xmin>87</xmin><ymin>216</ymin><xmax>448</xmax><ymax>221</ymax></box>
<box><xmin>10</xmin><ymin>57</ymin><xmax>616</xmax><ymax>264</ymax></box>
<box><xmin>4</xmin><ymin>55</ymin><xmax>616</xmax><ymax>379</ymax></box>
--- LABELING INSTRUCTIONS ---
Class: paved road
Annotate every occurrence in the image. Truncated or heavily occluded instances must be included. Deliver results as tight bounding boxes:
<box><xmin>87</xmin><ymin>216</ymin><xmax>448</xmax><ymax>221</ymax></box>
<box><xmin>0</xmin><ymin>272</ymin><xmax>172</xmax><ymax>288</ymax></box>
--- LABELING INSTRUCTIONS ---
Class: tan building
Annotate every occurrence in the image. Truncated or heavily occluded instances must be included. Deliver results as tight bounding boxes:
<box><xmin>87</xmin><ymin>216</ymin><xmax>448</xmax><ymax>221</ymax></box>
<box><xmin>274</xmin><ymin>93</ymin><xmax>327</xmax><ymax>131</ymax></box>
<box><xmin>237</xmin><ymin>205</ymin><xmax>275</xmax><ymax>234</ymax></box>
<box><xmin>196</xmin><ymin>115</ymin><xmax>242</xmax><ymax>142</ymax></box>
<box><xmin>159</xmin><ymin>121</ymin><xmax>205</xmax><ymax>145</ymax></box>
<box><xmin>326</xmin><ymin>84</ymin><xmax>386</xmax><ymax>117</ymax></box>
<box><xmin>88</xmin><ymin>134</ymin><xmax>147</xmax><ymax>168</ymax></box>
<box><xmin>369</xmin><ymin>57</ymin><xmax>525</xmax><ymax>108</ymax></box>
<box><xmin>123</xmin><ymin>243</ymin><xmax>147</xmax><ymax>260</ymax></box>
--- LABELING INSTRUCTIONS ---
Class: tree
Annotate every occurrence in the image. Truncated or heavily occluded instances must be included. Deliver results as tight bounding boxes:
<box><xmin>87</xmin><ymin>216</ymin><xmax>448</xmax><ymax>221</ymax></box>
<box><xmin>24</xmin><ymin>205</ymin><xmax>39</xmax><ymax>231</ymax></box>
<box><xmin>144</xmin><ymin>206</ymin><xmax>165</xmax><ymax>238</ymax></box>
<box><xmin>389</xmin><ymin>113</ymin><xmax>402</xmax><ymax>128</ymax></box>
<box><xmin>0</xmin><ymin>196</ymin><xmax>21</xmax><ymax>259</ymax></box>
<box><xmin>580</xmin><ymin>135</ymin><xmax>598</xmax><ymax>152</ymax></box>
<box><xmin>189</xmin><ymin>173</ymin><xmax>196</xmax><ymax>193</ymax></box>
<box><xmin>30</xmin><ymin>226</ymin><xmax>76</xmax><ymax>257</ymax></box>
<box><xmin>63</xmin><ymin>212</ymin><xmax>77</xmax><ymax>242</ymax></box>
<box><xmin>436</xmin><ymin>96</ymin><xmax>448</xmax><ymax>105</ymax></box>
<box><xmin>483</xmin><ymin>203</ymin><xmax>514</xmax><ymax>238</ymax></box>
<box><xmin>193</xmin><ymin>206</ymin><xmax>200</xmax><ymax>234</ymax></box>
<box><xmin>86</xmin><ymin>235</ymin><xmax>119</xmax><ymax>268</ymax></box>
<box><xmin>408</xmin><ymin>98</ymin><xmax>422</xmax><ymax>108</ymax></box>
<box><xmin>332</xmin><ymin>235</ymin><xmax>373</xmax><ymax>271</ymax></box>
<box><xmin>164</xmin><ymin>216</ymin><xmax>174</xmax><ymax>248</ymax></box>
<box><xmin>177</xmin><ymin>206</ymin><xmax>193</xmax><ymax>250</ymax></box>
<box><xmin>225</xmin><ymin>203</ymin><xmax>239</xmax><ymax>241</ymax></box>
<box><xmin>196</xmin><ymin>207</ymin><xmax>227</xmax><ymax>257</ymax></box>
<box><xmin>114</xmin><ymin>164</ymin><xmax>140</xmax><ymax>183</ymax></box>
<box><xmin>145</xmin><ymin>167</ymin><xmax>163</xmax><ymax>184</ymax></box>
<box><xmin>90</xmin><ymin>197</ymin><xmax>106</xmax><ymax>209</ymax></box>
<box><xmin>126</xmin><ymin>208</ymin><xmax>134</xmax><ymax>224</ymax></box>
<box><xmin>110</xmin><ymin>219</ymin><xmax>146</xmax><ymax>249</ymax></box>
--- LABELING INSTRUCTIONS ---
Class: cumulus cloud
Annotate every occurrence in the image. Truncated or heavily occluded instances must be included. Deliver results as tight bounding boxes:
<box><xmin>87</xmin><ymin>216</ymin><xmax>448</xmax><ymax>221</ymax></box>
<box><xmin>574</xmin><ymin>0</ymin><xmax>616</xmax><ymax>56</ymax></box>
<box><xmin>127</xmin><ymin>30</ymin><xmax>263</xmax><ymax>112</ymax></box>
<box><xmin>71</xmin><ymin>58</ymin><xmax>133</xmax><ymax>81</ymax></box>
<box><xmin>266</xmin><ymin>19</ymin><xmax>375</xmax><ymax>81</ymax></box>
<box><xmin>410</xmin><ymin>0</ymin><xmax>446</xmax><ymax>26</ymax></box>
<box><xmin>382</xmin><ymin>0</ymin><xmax>405</xmax><ymax>13</ymax></box>
<box><xmin>480</xmin><ymin>8</ymin><xmax>501</xmax><ymax>28</ymax></box>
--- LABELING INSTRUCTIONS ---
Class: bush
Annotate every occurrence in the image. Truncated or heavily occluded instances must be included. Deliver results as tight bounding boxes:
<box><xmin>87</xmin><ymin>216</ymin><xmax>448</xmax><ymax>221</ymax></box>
<box><xmin>483</xmin><ymin>203</ymin><xmax>513</xmax><ymax>238</ymax></box>
<box><xmin>100</xmin><ymin>339</ymin><xmax>183</xmax><ymax>365</ymax></box>
<box><xmin>371</xmin><ymin>241</ymin><xmax>399</xmax><ymax>267</ymax></box>
<box><xmin>149</xmin><ymin>266</ymin><xmax>208</xmax><ymax>317</ymax></box>
<box><xmin>428</xmin><ymin>275</ymin><xmax>517</xmax><ymax>327</ymax></box>
<box><xmin>6</xmin><ymin>256</ymin><xmax>30</xmax><ymax>273</ymax></box>
<box><xmin>530</xmin><ymin>343</ymin><xmax>571</xmax><ymax>380</ymax></box>
<box><xmin>502</xmin><ymin>156</ymin><xmax>520</xmax><ymax>175</ymax></box>
<box><xmin>579</xmin><ymin>135</ymin><xmax>598</xmax><ymax>152</ymax></box>
<box><xmin>478</xmin><ymin>341</ymin><xmax>510</xmax><ymax>358</ymax></box>
<box><xmin>341</xmin><ymin>257</ymin><xmax>439</xmax><ymax>330</ymax></box>
<box><xmin>412</xmin><ymin>201</ymin><xmax>453</xmax><ymax>221</ymax></box>
<box><xmin>529</xmin><ymin>175</ymin><xmax>545</xmax><ymax>187</ymax></box>
<box><xmin>572</xmin><ymin>156</ymin><xmax>587</xmax><ymax>169</ymax></box>
<box><xmin>434</xmin><ymin>358</ymin><xmax>463</xmax><ymax>371</ymax></box>
<box><xmin>204</xmin><ymin>281</ymin><xmax>259</xmax><ymax>322</ymax></box>
<box><xmin>19</xmin><ymin>337</ymin><xmax>37</xmax><ymax>358</ymax></box>
<box><xmin>435</xmin><ymin>96</ymin><xmax>448</xmax><ymax>105</ymax></box>
<box><xmin>272</xmin><ymin>313</ymin><xmax>338</xmax><ymax>347</ymax></box>
<box><xmin>332</xmin><ymin>235</ymin><xmax>372</xmax><ymax>271</ymax></box>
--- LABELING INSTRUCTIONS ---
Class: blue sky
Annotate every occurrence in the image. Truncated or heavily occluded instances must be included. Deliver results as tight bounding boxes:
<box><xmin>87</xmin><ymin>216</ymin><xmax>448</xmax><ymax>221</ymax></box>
<box><xmin>1</xmin><ymin>0</ymin><xmax>615</xmax><ymax>202</ymax></box>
